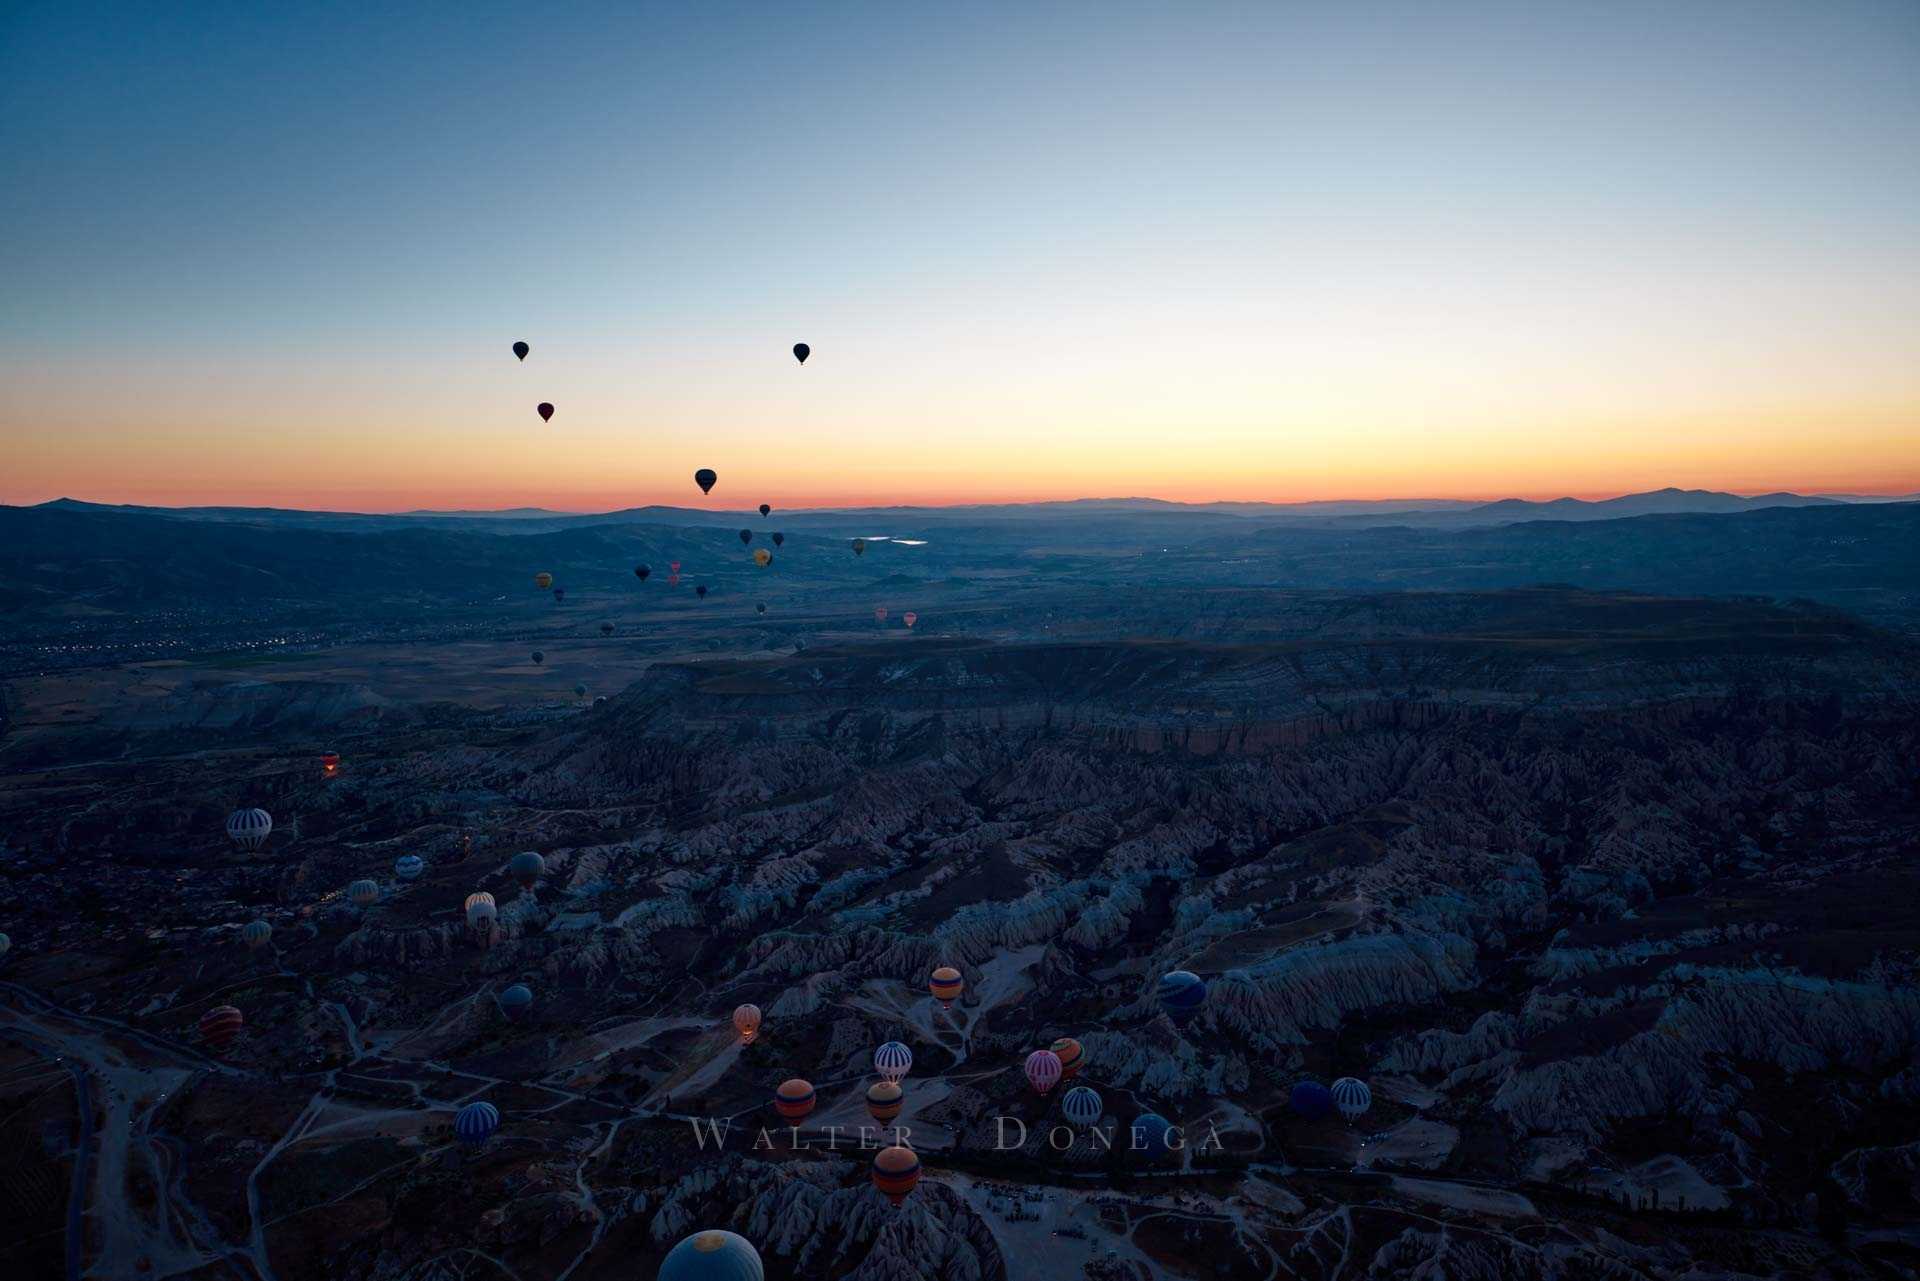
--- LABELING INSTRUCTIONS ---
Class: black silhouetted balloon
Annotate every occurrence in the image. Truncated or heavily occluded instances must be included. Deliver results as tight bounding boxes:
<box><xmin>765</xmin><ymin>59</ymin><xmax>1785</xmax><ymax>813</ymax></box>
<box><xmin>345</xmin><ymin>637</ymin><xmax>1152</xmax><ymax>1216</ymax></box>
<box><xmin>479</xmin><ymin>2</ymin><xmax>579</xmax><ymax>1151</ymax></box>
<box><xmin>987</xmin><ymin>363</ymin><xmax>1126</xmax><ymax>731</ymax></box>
<box><xmin>771</xmin><ymin>532</ymin><xmax>785</xmax><ymax>547</ymax></box>
<box><xmin>738</xmin><ymin>529</ymin><xmax>753</xmax><ymax>546</ymax></box>
<box><xmin>531</xmin><ymin>651</ymin><xmax>544</xmax><ymax>665</ymax></box>
<box><xmin>793</xmin><ymin>343</ymin><xmax>809</xmax><ymax>364</ymax></box>
<box><xmin>851</xmin><ymin>538</ymin><xmax>866</xmax><ymax>556</ymax></box>
<box><xmin>696</xmin><ymin>584</ymin><xmax>709</xmax><ymax>599</ymax></box>
<box><xmin>600</xmin><ymin>622</ymin><xmax>613</xmax><ymax>635</ymax></box>
<box><xmin>756</xmin><ymin>603</ymin><xmax>767</xmax><ymax>614</ymax></box>
<box><xmin>695</xmin><ymin>469</ymin><xmax>717</xmax><ymax>495</ymax></box>
<box><xmin>537</xmin><ymin>403</ymin><xmax>554</xmax><ymax>422</ymax></box>
<box><xmin>553</xmin><ymin>587</ymin><xmax>565</xmax><ymax>602</ymax></box>
<box><xmin>635</xmin><ymin>565</ymin><xmax>651</xmax><ymax>581</ymax></box>
<box><xmin>759</xmin><ymin>503</ymin><xmax>771</xmax><ymax>518</ymax></box>
<box><xmin>512</xmin><ymin>341</ymin><xmax>529</xmax><ymax>361</ymax></box>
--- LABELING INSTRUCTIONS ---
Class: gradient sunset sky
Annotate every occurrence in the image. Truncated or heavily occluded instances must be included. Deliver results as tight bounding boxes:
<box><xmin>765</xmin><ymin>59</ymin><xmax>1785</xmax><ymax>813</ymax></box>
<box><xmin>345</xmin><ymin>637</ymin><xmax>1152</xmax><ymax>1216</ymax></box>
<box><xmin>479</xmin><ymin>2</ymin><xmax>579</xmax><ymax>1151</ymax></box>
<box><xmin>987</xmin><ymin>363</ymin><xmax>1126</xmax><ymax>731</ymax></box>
<box><xmin>3</xmin><ymin>1</ymin><xmax>1917</xmax><ymax>511</ymax></box>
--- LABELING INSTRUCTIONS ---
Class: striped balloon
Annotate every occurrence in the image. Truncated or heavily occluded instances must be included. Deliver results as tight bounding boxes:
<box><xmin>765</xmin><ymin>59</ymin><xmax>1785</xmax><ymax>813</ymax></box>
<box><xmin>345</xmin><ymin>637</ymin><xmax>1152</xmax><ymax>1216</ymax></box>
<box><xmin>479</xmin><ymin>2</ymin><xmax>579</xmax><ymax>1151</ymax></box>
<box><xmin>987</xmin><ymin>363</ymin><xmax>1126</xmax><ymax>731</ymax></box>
<box><xmin>659</xmin><ymin>1230</ymin><xmax>764</xmax><ymax>1281</ymax></box>
<box><xmin>241</xmin><ymin>920</ymin><xmax>272</xmax><ymax>950</ymax></box>
<box><xmin>198</xmin><ymin>1005</ymin><xmax>244</xmax><ymax>1051</ymax></box>
<box><xmin>866</xmin><ymin>1080</ymin><xmax>904</xmax><ymax>1124</ymax></box>
<box><xmin>394</xmin><ymin>855</ymin><xmax>424</xmax><ymax>881</ymax></box>
<box><xmin>928</xmin><ymin>966</ymin><xmax>963</xmax><ymax>1010</ymax></box>
<box><xmin>348</xmin><ymin>879</ymin><xmax>379</xmax><ymax>907</ymax></box>
<box><xmin>1061</xmin><ymin>1085</ymin><xmax>1103</xmax><ymax>1128</ymax></box>
<box><xmin>773</xmin><ymin>1078</ymin><xmax>815</xmax><ymax>1121</ymax></box>
<box><xmin>1331</xmin><ymin>1077</ymin><xmax>1372</xmax><ymax>1121</ymax></box>
<box><xmin>1157</xmin><ymin>970</ymin><xmax>1207</xmax><ymax>1022</ymax></box>
<box><xmin>1050</xmin><ymin>1037</ymin><xmax>1084</xmax><ymax>1078</ymax></box>
<box><xmin>733</xmin><ymin>1004</ymin><xmax>762</xmax><ymax>1043</ymax></box>
<box><xmin>871</xmin><ymin>1144</ymin><xmax>921</xmax><ymax>1206</ymax></box>
<box><xmin>225</xmin><ymin>808</ymin><xmax>272</xmax><ymax>852</ymax></box>
<box><xmin>1024</xmin><ymin>1049</ymin><xmax>1064</xmax><ymax>1095</ymax></box>
<box><xmin>455</xmin><ymin>1100</ymin><xmax>499</xmax><ymax>1144</ymax></box>
<box><xmin>873</xmin><ymin>1041</ymin><xmax>913</xmax><ymax>1082</ymax></box>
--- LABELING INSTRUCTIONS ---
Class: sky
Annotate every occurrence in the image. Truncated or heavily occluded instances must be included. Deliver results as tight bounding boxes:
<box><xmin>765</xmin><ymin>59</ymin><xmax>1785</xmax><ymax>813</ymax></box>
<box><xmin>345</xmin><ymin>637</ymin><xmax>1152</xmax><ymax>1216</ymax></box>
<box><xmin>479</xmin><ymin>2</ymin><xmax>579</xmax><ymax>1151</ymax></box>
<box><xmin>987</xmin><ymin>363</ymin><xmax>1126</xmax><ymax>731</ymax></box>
<box><xmin>2</xmin><ymin>0</ymin><xmax>1917</xmax><ymax>511</ymax></box>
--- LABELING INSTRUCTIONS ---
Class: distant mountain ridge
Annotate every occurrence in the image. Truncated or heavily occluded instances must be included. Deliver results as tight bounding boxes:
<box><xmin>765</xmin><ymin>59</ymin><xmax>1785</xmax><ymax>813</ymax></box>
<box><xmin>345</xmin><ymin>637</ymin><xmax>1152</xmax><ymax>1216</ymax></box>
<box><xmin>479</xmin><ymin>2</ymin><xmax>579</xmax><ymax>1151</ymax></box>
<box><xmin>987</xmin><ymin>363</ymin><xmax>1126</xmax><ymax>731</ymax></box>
<box><xmin>31</xmin><ymin>486</ymin><xmax>1896</xmax><ymax>532</ymax></box>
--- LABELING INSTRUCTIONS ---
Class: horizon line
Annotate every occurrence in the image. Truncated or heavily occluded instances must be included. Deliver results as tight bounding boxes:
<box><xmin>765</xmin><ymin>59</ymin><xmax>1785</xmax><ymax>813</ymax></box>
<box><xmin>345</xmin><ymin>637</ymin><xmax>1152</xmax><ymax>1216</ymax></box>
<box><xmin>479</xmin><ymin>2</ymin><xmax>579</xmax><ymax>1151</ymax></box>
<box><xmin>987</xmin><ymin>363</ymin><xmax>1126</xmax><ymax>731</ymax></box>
<box><xmin>13</xmin><ymin>482</ymin><xmax>1920</xmax><ymax>519</ymax></box>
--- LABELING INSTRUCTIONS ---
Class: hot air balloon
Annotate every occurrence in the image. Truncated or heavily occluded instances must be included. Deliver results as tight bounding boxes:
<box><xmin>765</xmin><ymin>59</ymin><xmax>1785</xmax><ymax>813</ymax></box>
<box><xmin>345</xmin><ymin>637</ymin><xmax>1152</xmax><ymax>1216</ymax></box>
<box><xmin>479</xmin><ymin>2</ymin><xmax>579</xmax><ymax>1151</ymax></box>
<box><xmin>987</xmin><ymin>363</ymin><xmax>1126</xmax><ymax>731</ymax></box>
<box><xmin>659</xmin><ymin>1230</ymin><xmax>764</xmax><ymax>1281</ymax></box>
<box><xmin>553</xmin><ymin>588</ymin><xmax>565</xmax><ymax>603</ymax></box>
<box><xmin>535</xmin><ymin>572</ymin><xmax>553</xmax><ymax>590</ymax></box>
<box><xmin>696</xmin><ymin>585</ymin><xmax>709</xmax><ymax>599</ymax></box>
<box><xmin>1289</xmin><ymin>1081</ymin><xmax>1333</xmax><ymax>1119</ymax></box>
<box><xmin>1050</xmin><ymin>1037</ymin><xmax>1083</xmax><ymax>1079</ymax></box>
<box><xmin>872</xmin><ymin>1145</ymin><xmax>920</xmax><ymax>1207</ymax></box>
<box><xmin>512</xmin><ymin>341</ymin><xmax>529</xmax><ymax>361</ymax></box>
<box><xmin>774</xmin><ymin>1078</ymin><xmax>815</xmax><ymax>1121</ymax></box>
<box><xmin>866</xmin><ymin>1080</ymin><xmax>903</xmax><ymax>1124</ymax></box>
<box><xmin>395</xmin><ymin>854</ymin><xmax>424</xmax><ymax>881</ymax></box>
<box><xmin>635</xmin><ymin>564</ymin><xmax>651</xmax><ymax>581</ymax></box>
<box><xmin>873</xmin><ymin>1041</ymin><xmax>913</xmax><ymax>1082</ymax></box>
<box><xmin>902</xmin><ymin>612</ymin><xmax>917</xmax><ymax>629</ymax></box>
<box><xmin>348</xmin><ymin>879</ymin><xmax>379</xmax><ymax>907</ymax></box>
<box><xmin>695</xmin><ymin>469</ymin><xmax>717</xmax><ymax>495</ymax></box>
<box><xmin>1025</xmin><ymin>1049</ymin><xmax>1063</xmax><ymax>1095</ymax></box>
<box><xmin>733</xmin><ymin>1004</ymin><xmax>762</xmax><ymax>1044</ymax></box>
<box><xmin>600</xmin><ymin>622</ymin><xmax>614</xmax><ymax>635</ymax></box>
<box><xmin>509</xmin><ymin>851</ymin><xmax>545</xmax><ymax>886</ymax></box>
<box><xmin>753</xmin><ymin>548</ymin><xmax>771</xmax><ymax>567</ymax></box>
<box><xmin>531</xmin><ymin>650</ymin><xmax>545</xmax><ymax>665</ymax></box>
<box><xmin>929</xmin><ymin>966</ymin><xmax>963</xmax><ymax>1010</ymax></box>
<box><xmin>465</xmin><ymin>892</ymin><xmax>497</xmax><ymax>930</ymax></box>
<box><xmin>758</xmin><ymin>503</ymin><xmax>771</xmax><ymax>518</ymax></box>
<box><xmin>320</xmin><ymin>751</ymin><xmax>340</xmax><ymax>778</ymax></box>
<box><xmin>669</xmin><ymin>561</ymin><xmax>682</xmax><ymax>584</ymax></box>
<box><xmin>1331</xmin><ymin>1077</ymin><xmax>1372</xmax><ymax>1121</ymax></box>
<box><xmin>0</xmin><ymin>933</ymin><xmax>10</xmax><ymax>958</ymax></box>
<box><xmin>771</xmin><ymin>532</ymin><xmax>784</xmax><ymax>547</ymax></box>
<box><xmin>1061</xmin><ymin>1085</ymin><xmax>1103</xmax><ymax>1128</ymax></box>
<box><xmin>738</xmin><ymin>529</ymin><xmax>753</xmax><ymax>546</ymax></box>
<box><xmin>537</xmin><ymin>402</ymin><xmax>554</xmax><ymax>423</ymax></box>
<box><xmin>874</xmin><ymin>607</ymin><xmax>889</xmax><ymax>625</ymax></box>
<box><xmin>199</xmin><ymin>1005</ymin><xmax>244</xmax><ymax>1051</ymax></box>
<box><xmin>792</xmin><ymin>343</ymin><xmax>810</xmax><ymax>365</ymax></box>
<box><xmin>1157</xmin><ymin>970</ymin><xmax>1207</xmax><ymax>1022</ymax></box>
<box><xmin>1128</xmin><ymin>1112</ymin><xmax>1174</xmax><ymax>1157</ymax></box>
<box><xmin>226</xmin><ymin>808</ymin><xmax>272</xmax><ymax>852</ymax></box>
<box><xmin>572</xmin><ymin>683</ymin><xmax>587</xmax><ymax>697</ymax></box>
<box><xmin>850</xmin><ymin>538</ymin><xmax>866</xmax><ymax>557</ymax></box>
<box><xmin>499</xmin><ymin>984</ymin><xmax>533</xmax><ymax>1021</ymax></box>
<box><xmin>241</xmin><ymin>920</ymin><xmax>272</xmax><ymax>951</ymax></box>
<box><xmin>756</xmin><ymin>603</ymin><xmax>767</xmax><ymax>614</ymax></box>
<box><xmin>455</xmin><ymin>1100</ymin><xmax>499</xmax><ymax>1144</ymax></box>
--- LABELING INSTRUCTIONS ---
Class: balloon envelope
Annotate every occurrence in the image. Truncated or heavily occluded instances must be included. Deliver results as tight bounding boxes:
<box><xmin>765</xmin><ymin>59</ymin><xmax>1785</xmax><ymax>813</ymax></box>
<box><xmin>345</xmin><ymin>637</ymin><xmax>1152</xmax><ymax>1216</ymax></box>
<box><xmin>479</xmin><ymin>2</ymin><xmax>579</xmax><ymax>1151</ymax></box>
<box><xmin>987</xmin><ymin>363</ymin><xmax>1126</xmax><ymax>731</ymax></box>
<box><xmin>537</xmin><ymin>403</ymin><xmax>553</xmax><ymax>422</ymax></box>
<box><xmin>902</xmin><ymin>612</ymin><xmax>917</xmax><ymax>628</ymax></box>
<box><xmin>739</xmin><ymin>529</ymin><xmax>753</xmax><ymax>545</ymax></box>
<box><xmin>1129</xmin><ymin>1112</ymin><xmax>1174</xmax><ymax>1156</ymax></box>
<box><xmin>696</xmin><ymin>585</ymin><xmax>709</xmax><ymax>599</ymax></box>
<box><xmin>1331</xmin><ymin>1077</ymin><xmax>1373</xmax><ymax>1120</ymax></box>
<box><xmin>1024</xmin><ymin>1049</ymin><xmax>1064</xmax><ymax>1094</ymax></box>
<box><xmin>531</xmin><ymin>651</ymin><xmax>544</xmax><ymax>664</ymax></box>
<box><xmin>1061</xmin><ymin>1085</ymin><xmax>1103</xmax><ymax>1127</ymax></box>
<box><xmin>226</xmin><ymin>808</ymin><xmax>273</xmax><ymax>851</ymax></box>
<box><xmin>733</xmin><ymin>1004</ymin><xmax>762</xmax><ymax>1042</ymax></box>
<box><xmin>1290</xmin><ymin>1081</ymin><xmax>1333</xmax><ymax>1119</ymax></box>
<box><xmin>635</xmin><ymin>564</ymin><xmax>651</xmax><ymax>580</ymax></box>
<box><xmin>395</xmin><ymin>855</ymin><xmax>424</xmax><ymax>881</ymax></box>
<box><xmin>793</xmin><ymin>343</ymin><xmax>810</xmax><ymax>364</ymax></box>
<box><xmin>455</xmin><ymin>1100</ymin><xmax>499</xmax><ymax>1144</ymax></box>
<box><xmin>199</xmin><ymin>1005</ymin><xmax>244</xmax><ymax>1050</ymax></box>
<box><xmin>659</xmin><ymin>1230</ymin><xmax>764</xmax><ymax>1281</ymax></box>
<box><xmin>512</xmin><ymin>341</ymin><xmax>529</xmax><ymax>361</ymax></box>
<box><xmin>695</xmin><ymin>469</ymin><xmax>717</xmax><ymax>494</ymax></box>
<box><xmin>241</xmin><ymin>920</ymin><xmax>272</xmax><ymax>950</ymax></box>
<box><xmin>753</xmin><ymin>548</ymin><xmax>772</xmax><ymax>567</ymax></box>
<box><xmin>1050</xmin><ymin>1037</ymin><xmax>1083</xmax><ymax>1078</ymax></box>
<box><xmin>929</xmin><ymin>966</ymin><xmax>963</xmax><ymax>1008</ymax></box>
<box><xmin>1157</xmin><ymin>970</ymin><xmax>1208</xmax><ymax>1021</ymax></box>
<box><xmin>535</xmin><ymin>573</ymin><xmax>553</xmax><ymax>590</ymax></box>
<box><xmin>499</xmin><ymin>984</ymin><xmax>533</xmax><ymax>1020</ymax></box>
<box><xmin>771</xmin><ymin>532</ymin><xmax>784</xmax><ymax>547</ymax></box>
<box><xmin>348</xmin><ymin>879</ymin><xmax>379</xmax><ymax>907</ymax></box>
<box><xmin>759</xmin><ymin>503</ymin><xmax>771</xmax><ymax>518</ymax></box>
<box><xmin>871</xmin><ymin>1145</ymin><xmax>920</xmax><ymax>1206</ymax></box>
<box><xmin>774</xmin><ymin>1078</ymin><xmax>815</xmax><ymax>1121</ymax></box>
<box><xmin>866</xmin><ymin>1080</ymin><xmax>903</xmax><ymax>1123</ymax></box>
<box><xmin>509</xmin><ymin>851</ymin><xmax>545</xmax><ymax>885</ymax></box>
<box><xmin>873</xmin><ymin>1041</ymin><xmax>913</xmax><ymax>1082</ymax></box>
<box><xmin>850</xmin><ymin>538</ymin><xmax>866</xmax><ymax>556</ymax></box>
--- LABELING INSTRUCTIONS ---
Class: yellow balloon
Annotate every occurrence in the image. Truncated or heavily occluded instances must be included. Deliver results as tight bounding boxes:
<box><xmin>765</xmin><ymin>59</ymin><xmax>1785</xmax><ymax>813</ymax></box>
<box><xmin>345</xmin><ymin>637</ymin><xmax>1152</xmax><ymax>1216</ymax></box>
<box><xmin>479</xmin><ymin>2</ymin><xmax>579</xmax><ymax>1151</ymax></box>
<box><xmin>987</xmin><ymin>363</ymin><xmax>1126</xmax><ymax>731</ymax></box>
<box><xmin>534</xmin><ymin>572</ymin><xmax>553</xmax><ymax>590</ymax></box>
<box><xmin>753</xmin><ymin>548</ymin><xmax>772</xmax><ymax>567</ymax></box>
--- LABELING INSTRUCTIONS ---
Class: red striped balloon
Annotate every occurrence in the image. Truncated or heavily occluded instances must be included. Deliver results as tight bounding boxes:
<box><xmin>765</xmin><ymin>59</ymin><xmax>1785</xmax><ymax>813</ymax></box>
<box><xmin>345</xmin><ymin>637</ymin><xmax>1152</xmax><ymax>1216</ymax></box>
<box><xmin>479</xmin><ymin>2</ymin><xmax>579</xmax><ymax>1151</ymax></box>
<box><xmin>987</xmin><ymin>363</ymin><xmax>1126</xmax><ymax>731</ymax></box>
<box><xmin>199</xmin><ymin>1005</ymin><xmax>244</xmax><ymax>1051</ymax></box>
<box><xmin>871</xmin><ymin>1144</ymin><xmax>921</xmax><ymax>1206</ymax></box>
<box><xmin>774</xmin><ymin>1078</ymin><xmax>815</xmax><ymax>1121</ymax></box>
